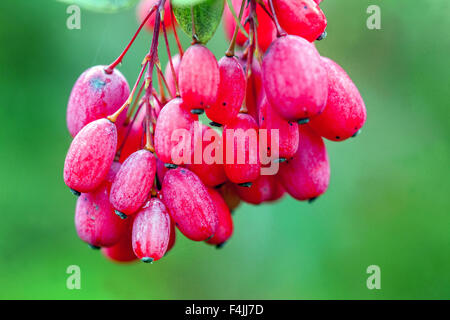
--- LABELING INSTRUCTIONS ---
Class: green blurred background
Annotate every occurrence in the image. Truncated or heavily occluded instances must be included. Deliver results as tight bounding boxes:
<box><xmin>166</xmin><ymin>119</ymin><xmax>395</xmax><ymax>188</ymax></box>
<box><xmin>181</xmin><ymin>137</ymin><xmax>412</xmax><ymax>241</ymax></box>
<box><xmin>0</xmin><ymin>0</ymin><xmax>449</xmax><ymax>299</ymax></box>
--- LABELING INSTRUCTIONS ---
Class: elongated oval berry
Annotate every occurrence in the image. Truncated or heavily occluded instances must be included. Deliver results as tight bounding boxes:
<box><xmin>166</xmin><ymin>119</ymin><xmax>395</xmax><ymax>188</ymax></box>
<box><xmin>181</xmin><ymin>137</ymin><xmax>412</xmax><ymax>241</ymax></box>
<box><xmin>262</xmin><ymin>35</ymin><xmax>328</xmax><ymax>121</ymax></box>
<box><xmin>223</xmin><ymin>113</ymin><xmax>261</xmax><ymax>184</ymax></box>
<box><xmin>137</xmin><ymin>0</ymin><xmax>174</xmax><ymax>32</ymax></box>
<box><xmin>64</xmin><ymin>118</ymin><xmax>117</xmax><ymax>193</ymax></box>
<box><xmin>259</xmin><ymin>97</ymin><xmax>299</xmax><ymax>160</ymax></box>
<box><xmin>110</xmin><ymin>149</ymin><xmax>156</xmax><ymax>216</ymax></box>
<box><xmin>162</xmin><ymin>167</ymin><xmax>218</xmax><ymax>241</ymax></box>
<box><xmin>164</xmin><ymin>53</ymin><xmax>181</xmax><ymax>98</ymax></box>
<box><xmin>101</xmin><ymin>218</ymin><xmax>138</xmax><ymax>263</ymax></box>
<box><xmin>132</xmin><ymin>198</ymin><xmax>171</xmax><ymax>262</ymax></box>
<box><xmin>224</xmin><ymin>0</ymin><xmax>276</xmax><ymax>52</ymax></box>
<box><xmin>67</xmin><ymin>65</ymin><xmax>129</xmax><ymax>137</ymax></box>
<box><xmin>279</xmin><ymin>126</ymin><xmax>330</xmax><ymax>200</ymax></box>
<box><xmin>75</xmin><ymin>162</ymin><xmax>129</xmax><ymax>247</ymax></box>
<box><xmin>273</xmin><ymin>0</ymin><xmax>327</xmax><ymax>42</ymax></box>
<box><xmin>154</xmin><ymin>98</ymin><xmax>198</xmax><ymax>164</ymax></box>
<box><xmin>205</xmin><ymin>56</ymin><xmax>246</xmax><ymax>125</ymax></box>
<box><xmin>178</xmin><ymin>45</ymin><xmax>220</xmax><ymax>110</ymax></box>
<box><xmin>235</xmin><ymin>174</ymin><xmax>283</xmax><ymax>204</ymax></box>
<box><xmin>206</xmin><ymin>188</ymin><xmax>233</xmax><ymax>246</ymax></box>
<box><xmin>218</xmin><ymin>182</ymin><xmax>241</xmax><ymax>212</ymax></box>
<box><xmin>309</xmin><ymin>57</ymin><xmax>367</xmax><ymax>141</ymax></box>
<box><xmin>187</xmin><ymin>123</ymin><xmax>227</xmax><ymax>187</ymax></box>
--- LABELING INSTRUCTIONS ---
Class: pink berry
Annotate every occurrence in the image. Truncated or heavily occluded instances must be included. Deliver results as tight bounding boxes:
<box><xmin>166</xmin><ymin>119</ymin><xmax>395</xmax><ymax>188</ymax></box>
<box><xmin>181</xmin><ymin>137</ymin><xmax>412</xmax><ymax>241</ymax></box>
<box><xmin>309</xmin><ymin>57</ymin><xmax>367</xmax><ymax>141</ymax></box>
<box><xmin>101</xmin><ymin>218</ymin><xmax>138</xmax><ymax>263</ymax></box>
<box><xmin>64</xmin><ymin>118</ymin><xmax>117</xmax><ymax>193</ymax></box>
<box><xmin>164</xmin><ymin>54</ymin><xmax>181</xmax><ymax>98</ymax></box>
<box><xmin>156</xmin><ymin>157</ymin><xmax>169</xmax><ymax>187</ymax></box>
<box><xmin>75</xmin><ymin>162</ymin><xmax>129</xmax><ymax>247</ymax></box>
<box><xmin>235</xmin><ymin>175</ymin><xmax>273</xmax><ymax>205</ymax></box>
<box><xmin>279</xmin><ymin>125</ymin><xmax>330</xmax><ymax>200</ymax></box>
<box><xmin>67</xmin><ymin>65</ymin><xmax>129</xmax><ymax>137</ymax></box>
<box><xmin>206</xmin><ymin>188</ymin><xmax>233</xmax><ymax>246</ymax></box>
<box><xmin>262</xmin><ymin>35</ymin><xmax>328</xmax><ymax>121</ymax></box>
<box><xmin>162</xmin><ymin>167</ymin><xmax>218</xmax><ymax>241</ymax></box>
<box><xmin>187</xmin><ymin>124</ymin><xmax>227</xmax><ymax>187</ymax></box>
<box><xmin>178</xmin><ymin>45</ymin><xmax>220</xmax><ymax>111</ymax></box>
<box><xmin>205</xmin><ymin>56</ymin><xmax>246</xmax><ymax>125</ymax></box>
<box><xmin>132</xmin><ymin>198</ymin><xmax>171</xmax><ymax>262</ymax></box>
<box><xmin>118</xmin><ymin>106</ymin><xmax>146</xmax><ymax>163</ymax></box>
<box><xmin>110</xmin><ymin>149</ymin><xmax>156</xmax><ymax>216</ymax></box>
<box><xmin>259</xmin><ymin>97</ymin><xmax>299</xmax><ymax>160</ymax></box>
<box><xmin>167</xmin><ymin>220</ymin><xmax>176</xmax><ymax>253</ymax></box>
<box><xmin>240</xmin><ymin>57</ymin><xmax>264</xmax><ymax>122</ymax></box>
<box><xmin>154</xmin><ymin>98</ymin><xmax>198</xmax><ymax>164</ymax></box>
<box><xmin>273</xmin><ymin>0</ymin><xmax>327</xmax><ymax>42</ymax></box>
<box><xmin>223</xmin><ymin>113</ymin><xmax>261</xmax><ymax>184</ymax></box>
<box><xmin>137</xmin><ymin>0</ymin><xmax>174</xmax><ymax>32</ymax></box>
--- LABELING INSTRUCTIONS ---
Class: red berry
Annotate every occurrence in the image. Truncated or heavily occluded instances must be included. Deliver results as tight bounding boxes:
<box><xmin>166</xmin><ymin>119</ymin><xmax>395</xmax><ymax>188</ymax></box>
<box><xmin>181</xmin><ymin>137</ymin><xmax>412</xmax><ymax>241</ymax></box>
<box><xmin>154</xmin><ymin>98</ymin><xmax>198</xmax><ymax>164</ymax></box>
<box><xmin>266</xmin><ymin>177</ymin><xmax>285</xmax><ymax>202</ymax></box>
<box><xmin>137</xmin><ymin>0</ymin><xmax>174</xmax><ymax>32</ymax></box>
<box><xmin>309</xmin><ymin>57</ymin><xmax>367</xmax><ymax>141</ymax></box>
<box><xmin>164</xmin><ymin>53</ymin><xmax>181</xmax><ymax>98</ymax></box>
<box><xmin>101</xmin><ymin>217</ymin><xmax>138</xmax><ymax>263</ymax></box>
<box><xmin>279</xmin><ymin>126</ymin><xmax>330</xmax><ymax>200</ymax></box>
<box><xmin>67</xmin><ymin>65</ymin><xmax>129</xmax><ymax>137</ymax></box>
<box><xmin>132</xmin><ymin>198</ymin><xmax>171</xmax><ymax>262</ymax></box>
<box><xmin>75</xmin><ymin>162</ymin><xmax>129</xmax><ymax>247</ymax></box>
<box><xmin>273</xmin><ymin>0</ymin><xmax>327</xmax><ymax>42</ymax></box>
<box><xmin>218</xmin><ymin>182</ymin><xmax>241</xmax><ymax>212</ymax></box>
<box><xmin>259</xmin><ymin>97</ymin><xmax>299</xmax><ymax>160</ymax></box>
<box><xmin>118</xmin><ymin>106</ymin><xmax>146</xmax><ymax>163</ymax></box>
<box><xmin>187</xmin><ymin>123</ymin><xmax>227</xmax><ymax>187</ymax></box>
<box><xmin>167</xmin><ymin>220</ymin><xmax>176</xmax><ymax>253</ymax></box>
<box><xmin>162</xmin><ymin>167</ymin><xmax>218</xmax><ymax>241</ymax></box>
<box><xmin>205</xmin><ymin>56</ymin><xmax>246</xmax><ymax>125</ymax></box>
<box><xmin>206</xmin><ymin>188</ymin><xmax>233</xmax><ymax>246</ymax></box>
<box><xmin>235</xmin><ymin>174</ymin><xmax>283</xmax><ymax>204</ymax></box>
<box><xmin>64</xmin><ymin>118</ymin><xmax>117</xmax><ymax>193</ymax></box>
<box><xmin>223</xmin><ymin>0</ymin><xmax>276</xmax><ymax>52</ymax></box>
<box><xmin>239</xmin><ymin>57</ymin><xmax>264</xmax><ymax>122</ymax></box>
<box><xmin>178</xmin><ymin>45</ymin><xmax>220</xmax><ymax>110</ymax></box>
<box><xmin>155</xmin><ymin>157</ymin><xmax>169</xmax><ymax>187</ymax></box>
<box><xmin>262</xmin><ymin>35</ymin><xmax>328</xmax><ymax>121</ymax></box>
<box><xmin>223</xmin><ymin>113</ymin><xmax>261</xmax><ymax>184</ymax></box>
<box><xmin>110</xmin><ymin>149</ymin><xmax>157</xmax><ymax>216</ymax></box>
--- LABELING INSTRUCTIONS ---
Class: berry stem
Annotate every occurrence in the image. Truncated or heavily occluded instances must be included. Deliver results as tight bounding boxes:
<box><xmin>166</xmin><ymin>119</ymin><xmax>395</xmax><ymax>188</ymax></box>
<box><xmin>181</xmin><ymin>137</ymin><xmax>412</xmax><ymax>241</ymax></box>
<box><xmin>225</xmin><ymin>0</ymin><xmax>249</xmax><ymax>39</ymax></box>
<box><xmin>226</xmin><ymin>0</ymin><xmax>247</xmax><ymax>57</ymax></box>
<box><xmin>161</xmin><ymin>18</ymin><xmax>180</xmax><ymax>96</ymax></box>
<box><xmin>144</xmin><ymin>99</ymin><xmax>155</xmax><ymax>152</ymax></box>
<box><xmin>267</xmin><ymin>0</ymin><xmax>286</xmax><ymax>37</ymax></box>
<box><xmin>126</xmin><ymin>81</ymin><xmax>145</xmax><ymax>124</ymax></box>
<box><xmin>170</xmin><ymin>4</ymin><xmax>184</xmax><ymax>57</ymax></box>
<box><xmin>104</xmin><ymin>5</ymin><xmax>157</xmax><ymax>74</ymax></box>
<box><xmin>156</xmin><ymin>62</ymin><xmax>174</xmax><ymax>100</ymax></box>
<box><xmin>190</xmin><ymin>6</ymin><xmax>199</xmax><ymax>44</ymax></box>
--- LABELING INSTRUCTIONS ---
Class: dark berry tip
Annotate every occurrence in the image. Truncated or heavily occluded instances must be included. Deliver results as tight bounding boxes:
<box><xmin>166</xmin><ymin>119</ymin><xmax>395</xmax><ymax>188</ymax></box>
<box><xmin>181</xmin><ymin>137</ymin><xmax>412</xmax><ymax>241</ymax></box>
<box><xmin>352</xmin><ymin>129</ymin><xmax>361</xmax><ymax>138</ymax></box>
<box><xmin>70</xmin><ymin>188</ymin><xmax>81</xmax><ymax>197</ymax></box>
<box><xmin>115</xmin><ymin>210</ymin><xmax>128</xmax><ymax>220</ymax></box>
<box><xmin>275</xmin><ymin>158</ymin><xmax>287</xmax><ymax>163</ymax></box>
<box><xmin>308</xmin><ymin>197</ymin><xmax>318</xmax><ymax>204</ymax></box>
<box><xmin>191</xmin><ymin>108</ymin><xmax>204</xmax><ymax>115</ymax></box>
<box><xmin>88</xmin><ymin>244</ymin><xmax>101</xmax><ymax>250</ymax></box>
<box><xmin>216</xmin><ymin>242</ymin><xmax>227</xmax><ymax>249</ymax></box>
<box><xmin>209</xmin><ymin>121</ymin><xmax>223</xmax><ymax>127</ymax></box>
<box><xmin>238</xmin><ymin>182</ymin><xmax>252</xmax><ymax>187</ymax></box>
<box><xmin>164</xmin><ymin>163</ymin><xmax>178</xmax><ymax>169</ymax></box>
<box><xmin>297</xmin><ymin>118</ymin><xmax>310</xmax><ymax>125</ymax></box>
<box><xmin>317</xmin><ymin>31</ymin><xmax>327</xmax><ymax>41</ymax></box>
<box><xmin>141</xmin><ymin>257</ymin><xmax>154</xmax><ymax>264</ymax></box>
<box><xmin>206</xmin><ymin>234</ymin><xmax>215</xmax><ymax>241</ymax></box>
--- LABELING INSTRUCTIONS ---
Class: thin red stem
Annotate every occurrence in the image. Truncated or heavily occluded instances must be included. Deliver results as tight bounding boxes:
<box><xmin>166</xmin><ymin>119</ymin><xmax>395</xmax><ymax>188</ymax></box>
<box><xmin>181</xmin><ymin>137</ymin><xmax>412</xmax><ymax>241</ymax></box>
<box><xmin>161</xmin><ymin>19</ymin><xmax>180</xmax><ymax>96</ymax></box>
<box><xmin>267</xmin><ymin>0</ymin><xmax>286</xmax><ymax>37</ymax></box>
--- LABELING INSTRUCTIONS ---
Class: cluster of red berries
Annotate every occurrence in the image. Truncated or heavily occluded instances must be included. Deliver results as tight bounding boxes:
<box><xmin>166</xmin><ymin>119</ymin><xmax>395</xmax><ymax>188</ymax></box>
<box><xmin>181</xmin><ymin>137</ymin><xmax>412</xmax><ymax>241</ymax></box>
<box><xmin>63</xmin><ymin>0</ymin><xmax>366</xmax><ymax>263</ymax></box>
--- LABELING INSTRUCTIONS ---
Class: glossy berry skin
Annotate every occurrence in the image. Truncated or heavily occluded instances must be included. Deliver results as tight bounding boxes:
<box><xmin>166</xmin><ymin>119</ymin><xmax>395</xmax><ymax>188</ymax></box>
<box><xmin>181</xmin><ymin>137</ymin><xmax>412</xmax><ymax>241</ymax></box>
<box><xmin>309</xmin><ymin>57</ymin><xmax>367</xmax><ymax>141</ymax></box>
<box><xmin>154</xmin><ymin>98</ymin><xmax>198</xmax><ymax>164</ymax></box>
<box><xmin>259</xmin><ymin>97</ymin><xmax>299</xmax><ymax>160</ymax></box>
<box><xmin>239</xmin><ymin>57</ymin><xmax>264</xmax><ymax>123</ymax></box>
<box><xmin>273</xmin><ymin>0</ymin><xmax>327</xmax><ymax>42</ymax></box>
<box><xmin>101</xmin><ymin>218</ymin><xmax>138</xmax><ymax>263</ymax></box>
<box><xmin>218</xmin><ymin>183</ymin><xmax>241</xmax><ymax>212</ymax></box>
<box><xmin>164</xmin><ymin>53</ymin><xmax>181</xmax><ymax>98</ymax></box>
<box><xmin>110</xmin><ymin>149</ymin><xmax>156</xmax><ymax>216</ymax></box>
<box><xmin>162</xmin><ymin>167</ymin><xmax>218</xmax><ymax>241</ymax></box>
<box><xmin>224</xmin><ymin>0</ymin><xmax>276</xmax><ymax>52</ymax></box>
<box><xmin>75</xmin><ymin>162</ymin><xmax>129</xmax><ymax>247</ymax></box>
<box><xmin>235</xmin><ymin>175</ymin><xmax>283</xmax><ymax>205</ymax></box>
<box><xmin>205</xmin><ymin>56</ymin><xmax>246</xmax><ymax>125</ymax></box>
<box><xmin>67</xmin><ymin>65</ymin><xmax>129</xmax><ymax>137</ymax></box>
<box><xmin>137</xmin><ymin>0</ymin><xmax>174</xmax><ymax>32</ymax></box>
<box><xmin>132</xmin><ymin>198</ymin><xmax>171</xmax><ymax>261</ymax></box>
<box><xmin>178</xmin><ymin>45</ymin><xmax>220</xmax><ymax>110</ymax></box>
<box><xmin>262</xmin><ymin>35</ymin><xmax>328</xmax><ymax>121</ymax></box>
<box><xmin>206</xmin><ymin>188</ymin><xmax>233</xmax><ymax>246</ymax></box>
<box><xmin>64</xmin><ymin>118</ymin><xmax>117</xmax><ymax>193</ymax></box>
<box><xmin>223</xmin><ymin>113</ymin><xmax>261</xmax><ymax>184</ymax></box>
<box><xmin>279</xmin><ymin>126</ymin><xmax>330</xmax><ymax>200</ymax></box>
<box><xmin>187</xmin><ymin>124</ymin><xmax>227</xmax><ymax>187</ymax></box>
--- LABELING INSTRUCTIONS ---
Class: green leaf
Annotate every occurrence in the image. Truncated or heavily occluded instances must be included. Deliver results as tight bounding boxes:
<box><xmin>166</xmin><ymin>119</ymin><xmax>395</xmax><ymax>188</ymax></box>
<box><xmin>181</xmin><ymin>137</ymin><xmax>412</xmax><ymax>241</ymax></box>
<box><xmin>173</xmin><ymin>0</ymin><xmax>225</xmax><ymax>44</ymax></box>
<box><xmin>58</xmin><ymin>0</ymin><xmax>139</xmax><ymax>13</ymax></box>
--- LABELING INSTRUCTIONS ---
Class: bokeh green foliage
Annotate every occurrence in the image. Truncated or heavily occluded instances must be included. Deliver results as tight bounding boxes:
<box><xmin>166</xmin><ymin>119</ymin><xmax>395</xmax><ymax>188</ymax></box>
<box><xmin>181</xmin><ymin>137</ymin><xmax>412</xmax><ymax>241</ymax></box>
<box><xmin>0</xmin><ymin>0</ymin><xmax>449</xmax><ymax>299</ymax></box>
